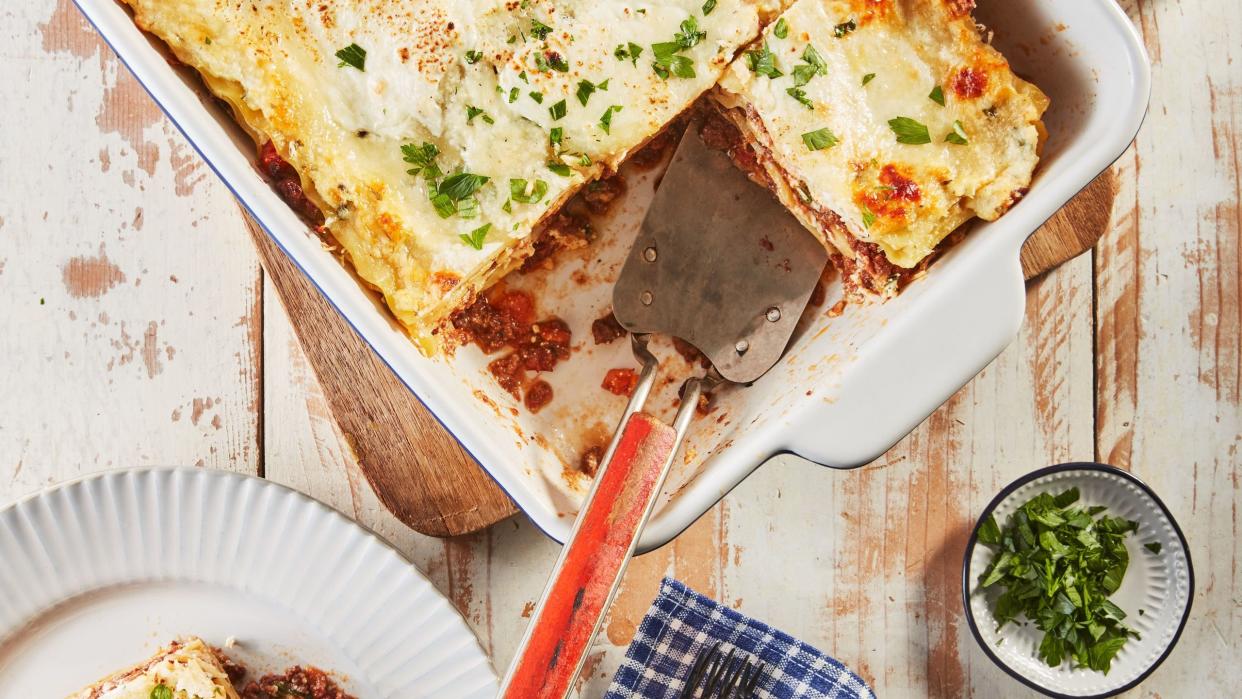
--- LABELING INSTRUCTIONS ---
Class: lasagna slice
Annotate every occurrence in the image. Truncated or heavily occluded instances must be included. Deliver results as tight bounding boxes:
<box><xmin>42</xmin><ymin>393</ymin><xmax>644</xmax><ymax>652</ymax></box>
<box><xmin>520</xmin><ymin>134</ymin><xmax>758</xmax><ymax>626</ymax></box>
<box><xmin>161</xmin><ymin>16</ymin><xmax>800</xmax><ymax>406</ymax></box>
<box><xmin>67</xmin><ymin>637</ymin><xmax>240</xmax><ymax>699</ymax></box>
<box><xmin>120</xmin><ymin>0</ymin><xmax>768</xmax><ymax>349</ymax></box>
<box><xmin>712</xmin><ymin>0</ymin><xmax>1049</xmax><ymax>296</ymax></box>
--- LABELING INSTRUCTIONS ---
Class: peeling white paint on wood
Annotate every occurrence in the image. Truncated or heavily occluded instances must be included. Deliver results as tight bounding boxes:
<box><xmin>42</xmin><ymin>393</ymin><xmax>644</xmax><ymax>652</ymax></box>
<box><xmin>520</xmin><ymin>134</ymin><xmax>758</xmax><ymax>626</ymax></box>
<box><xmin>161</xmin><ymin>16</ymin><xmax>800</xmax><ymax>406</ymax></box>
<box><xmin>1</xmin><ymin>1</ymin><xmax>1237</xmax><ymax>697</ymax></box>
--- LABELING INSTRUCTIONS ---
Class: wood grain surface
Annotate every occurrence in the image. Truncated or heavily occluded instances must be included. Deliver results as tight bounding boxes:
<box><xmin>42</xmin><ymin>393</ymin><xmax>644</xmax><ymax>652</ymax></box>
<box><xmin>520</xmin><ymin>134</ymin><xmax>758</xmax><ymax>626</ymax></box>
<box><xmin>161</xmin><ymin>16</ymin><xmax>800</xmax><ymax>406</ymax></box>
<box><xmin>3</xmin><ymin>1</ymin><xmax>1238</xmax><ymax>697</ymax></box>
<box><xmin>245</xmin><ymin>164</ymin><xmax>1116</xmax><ymax>539</ymax></box>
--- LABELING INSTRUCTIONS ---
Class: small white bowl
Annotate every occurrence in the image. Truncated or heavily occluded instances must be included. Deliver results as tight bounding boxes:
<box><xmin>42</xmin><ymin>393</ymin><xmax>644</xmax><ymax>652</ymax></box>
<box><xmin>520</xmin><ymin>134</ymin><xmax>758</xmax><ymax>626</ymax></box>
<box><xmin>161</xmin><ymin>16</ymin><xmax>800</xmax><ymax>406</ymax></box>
<box><xmin>962</xmin><ymin>463</ymin><xmax>1193</xmax><ymax>698</ymax></box>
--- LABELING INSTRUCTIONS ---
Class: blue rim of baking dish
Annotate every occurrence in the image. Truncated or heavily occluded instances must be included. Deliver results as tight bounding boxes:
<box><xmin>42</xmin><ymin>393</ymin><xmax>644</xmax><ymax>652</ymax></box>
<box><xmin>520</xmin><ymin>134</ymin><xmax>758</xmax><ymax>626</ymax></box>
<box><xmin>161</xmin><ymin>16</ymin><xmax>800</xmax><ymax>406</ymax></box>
<box><xmin>960</xmin><ymin>462</ymin><xmax>1195</xmax><ymax>699</ymax></box>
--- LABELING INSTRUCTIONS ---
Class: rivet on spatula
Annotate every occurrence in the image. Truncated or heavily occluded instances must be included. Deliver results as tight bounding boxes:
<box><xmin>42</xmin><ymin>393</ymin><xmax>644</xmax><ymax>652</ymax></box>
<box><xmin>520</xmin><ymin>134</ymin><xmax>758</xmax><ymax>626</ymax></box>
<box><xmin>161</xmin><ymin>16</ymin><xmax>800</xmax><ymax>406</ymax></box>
<box><xmin>735</xmin><ymin>339</ymin><xmax>749</xmax><ymax>355</ymax></box>
<box><xmin>643</xmin><ymin>246</ymin><xmax>658</xmax><ymax>262</ymax></box>
<box><xmin>641</xmin><ymin>290</ymin><xmax>653</xmax><ymax>306</ymax></box>
<box><xmin>765</xmin><ymin>307</ymin><xmax>781</xmax><ymax>322</ymax></box>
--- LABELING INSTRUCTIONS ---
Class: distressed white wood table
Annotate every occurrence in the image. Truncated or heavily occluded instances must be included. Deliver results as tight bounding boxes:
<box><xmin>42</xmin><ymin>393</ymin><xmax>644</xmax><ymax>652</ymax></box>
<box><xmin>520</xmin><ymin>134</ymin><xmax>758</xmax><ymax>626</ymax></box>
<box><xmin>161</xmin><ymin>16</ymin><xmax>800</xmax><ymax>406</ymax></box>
<box><xmin>2</xmin><ymin>1</ymin><xmax>1237</xmax><ymax>696</ymax></box>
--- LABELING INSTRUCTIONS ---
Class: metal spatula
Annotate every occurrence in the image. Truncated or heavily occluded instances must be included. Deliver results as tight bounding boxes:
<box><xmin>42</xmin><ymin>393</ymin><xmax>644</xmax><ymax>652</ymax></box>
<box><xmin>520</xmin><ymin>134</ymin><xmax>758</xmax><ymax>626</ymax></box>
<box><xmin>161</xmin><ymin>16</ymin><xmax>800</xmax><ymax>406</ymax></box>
<box><xmin>500</xmin><ymin>117</ymin><xmax>828</xmax><ymax>698</ymax></box>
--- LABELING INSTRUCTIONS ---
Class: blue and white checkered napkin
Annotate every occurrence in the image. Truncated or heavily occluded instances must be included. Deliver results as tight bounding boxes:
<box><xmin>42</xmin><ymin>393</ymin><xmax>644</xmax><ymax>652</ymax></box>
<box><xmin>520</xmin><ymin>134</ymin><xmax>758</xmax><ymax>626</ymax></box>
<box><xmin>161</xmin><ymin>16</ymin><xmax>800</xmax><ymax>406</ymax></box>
<box><xmin>605</xmin><ymin>578</ymin><xmax>876</xmax><ymax>699</ymax></box>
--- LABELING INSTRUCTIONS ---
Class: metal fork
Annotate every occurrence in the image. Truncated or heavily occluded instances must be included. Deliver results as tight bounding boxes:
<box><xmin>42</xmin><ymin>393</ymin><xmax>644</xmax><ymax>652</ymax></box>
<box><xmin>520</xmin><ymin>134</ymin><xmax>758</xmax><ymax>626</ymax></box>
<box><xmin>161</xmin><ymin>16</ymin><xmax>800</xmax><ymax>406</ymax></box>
<box><xmin>680</xmin><ymin>644</ymin><xmax>765</xmax><ymax>698</ymax></box>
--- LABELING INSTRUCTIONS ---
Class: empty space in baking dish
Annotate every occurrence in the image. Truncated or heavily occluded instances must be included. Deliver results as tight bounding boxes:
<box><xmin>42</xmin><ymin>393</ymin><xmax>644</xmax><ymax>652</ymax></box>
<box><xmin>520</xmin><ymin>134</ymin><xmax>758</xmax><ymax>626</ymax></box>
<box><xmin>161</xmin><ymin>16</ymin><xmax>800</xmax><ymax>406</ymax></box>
<box><xmin>77</xmin><ymin>0</ymin><xmax>1147</xmax><ymax>548</ymax></box>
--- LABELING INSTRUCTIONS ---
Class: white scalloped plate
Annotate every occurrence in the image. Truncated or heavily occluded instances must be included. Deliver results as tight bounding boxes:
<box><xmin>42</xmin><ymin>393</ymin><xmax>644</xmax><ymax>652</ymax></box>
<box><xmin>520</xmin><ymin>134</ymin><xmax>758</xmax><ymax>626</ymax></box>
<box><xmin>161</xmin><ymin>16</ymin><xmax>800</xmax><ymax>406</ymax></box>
<box><xmin>963</xmin><ymin>464</ymin><xmax>1193</xmax><ymax>698</ymax></box>
<box><xmin>0</xmin><ymin>468</ymin><xmax>498</xmax><ymax>697</ymax></box>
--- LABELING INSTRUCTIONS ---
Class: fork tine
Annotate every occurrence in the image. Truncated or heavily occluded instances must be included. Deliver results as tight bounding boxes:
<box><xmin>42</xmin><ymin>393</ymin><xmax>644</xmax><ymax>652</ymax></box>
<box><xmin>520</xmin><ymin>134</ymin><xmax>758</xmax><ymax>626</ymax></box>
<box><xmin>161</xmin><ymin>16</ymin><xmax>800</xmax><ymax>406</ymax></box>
<box><xmin>735</xmin><ymin>660</ymin><xmax>765</xmax><ymax>698</ymax></box>
<box><xmin>702</xmin><ymin>648</ymin><xmax>736</xmax><ymax>696</ymax></box>
<box><xmin>719</xmin><ymin>655</ymin><xmax>745</xmax><ymax>696</ymax></box>
<box><xmin>681</xmin><ymin>643</ymin><xmax>720</xmax><ymax>699</ymax></box>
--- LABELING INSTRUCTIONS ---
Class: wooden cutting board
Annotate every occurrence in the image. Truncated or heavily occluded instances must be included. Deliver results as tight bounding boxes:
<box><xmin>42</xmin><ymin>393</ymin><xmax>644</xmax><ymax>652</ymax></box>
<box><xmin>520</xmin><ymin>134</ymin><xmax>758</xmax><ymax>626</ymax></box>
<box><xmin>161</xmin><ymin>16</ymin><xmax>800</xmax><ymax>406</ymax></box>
<box><xmin>244</xmin><ymin>167</ymin><xmax>1116</xmax><ymax>538</ymax></box>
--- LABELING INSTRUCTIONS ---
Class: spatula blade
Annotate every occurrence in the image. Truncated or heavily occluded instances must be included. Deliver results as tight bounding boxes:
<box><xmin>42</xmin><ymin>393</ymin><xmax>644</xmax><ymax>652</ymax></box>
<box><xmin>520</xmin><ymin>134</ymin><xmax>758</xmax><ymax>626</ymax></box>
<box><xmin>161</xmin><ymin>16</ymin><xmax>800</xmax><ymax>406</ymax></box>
<box><xmin>613</xmin><ymin>120</ymin><xmax>827</xmax><ymax>383</ymax></box>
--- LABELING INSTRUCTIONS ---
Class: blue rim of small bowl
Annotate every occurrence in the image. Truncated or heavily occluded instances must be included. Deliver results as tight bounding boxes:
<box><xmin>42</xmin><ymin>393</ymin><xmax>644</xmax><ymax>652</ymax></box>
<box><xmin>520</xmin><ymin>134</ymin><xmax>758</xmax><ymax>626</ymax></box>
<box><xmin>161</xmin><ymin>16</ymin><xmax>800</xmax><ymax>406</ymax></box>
<box><xmin>960</xmin><ymin>462</ymin><xmax>1195</xmax><ymax>699</ymax></box>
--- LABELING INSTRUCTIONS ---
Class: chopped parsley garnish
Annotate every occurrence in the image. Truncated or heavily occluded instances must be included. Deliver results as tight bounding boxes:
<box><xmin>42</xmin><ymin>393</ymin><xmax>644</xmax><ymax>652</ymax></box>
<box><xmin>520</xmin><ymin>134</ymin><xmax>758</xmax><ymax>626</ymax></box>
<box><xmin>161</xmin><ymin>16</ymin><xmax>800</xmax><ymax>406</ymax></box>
<box><xmin>460</xmin><ymin>223</ymin><xmax>491</xmax><ymax>250</ymax></box>
<box><xmin>576</xmin><ymin>79</ymin><xmax>597</xmax><ymax>106</ymax></box>
<box><xmin>1145</xmin><ymin>541</ymin><xmax>1162</xmax><ymax>554</ymax></box>
<box><xmin>676</xmin><ymin>16</ymin><xmax>706</xmax><ymax>50</ymax></box>
<box><xmin>786</xmin><ymin>87</ymin><xmax>812</xmax><ymax>109</ymax></box>
<box><xmin>431</xmin><ymin>173</ymin><xmax>490</xmax><ymax>219</ymax></box>
<box><xmin>702</xmin><ymin>0</ymin><xmax>717</xmax><ymax>15</ymax></box>
<box><xmin>744</xmin><ymin>42</ymin><xmax>782</xmax><ymax>79</ymax></box>
<box><xmin>773</xmin><ymin>17</ymin><xmax>789</xmax><ymax>39</ymax></box>
<box><xmin>502</xmin><ymin>199</ymin><xmax>513</xmax><ymax>213</ymax></box>
<box><xmin>862</xmin><ymin>72</ymin><xmax>876</xmax><ymax>86</ymax></box>
<box><xmin>790</xmin><ymin>44</ymin><xmax>826</xmax><ymax>86</ymax></box>
<box><xmin>466</xmin><ymin>105</ymin><xmax>494</xmax><ymax>125</ymax></box>
<box><xmin>888</xmin><ymin>116</ymin><xmax>931</xmax><ymax>145</ymax></box>
<box><xmin>929</xmin><ymin>84</ymin><xmax>945</xmax><ymax>106</ymax></box>
<box><xmin>549</xmin><ymin>126</ymin><xmax>563</xmax><ymax>146</ymax></box>
<box><xmin>335</xmin><ymin>43</ymin><xmax>366</xmax><ymax>71</ymax></box>
<box><xmin>529</xmin><ymin>91</ymin><xmax>544</xmax><ymax>103</ymax></box>
<box><xmin>600</xmin><ymin>105</ymin><xmax>623</xmax><ymax>134</ymax></box>
<box><xmin>535</xmin><ymin>50</ymin><xmax>569</xmax><ymax>73</ymax></box>
<box><xmin>860</xmin><ymin>204</ymin><xmax>876</xmax><ymax>229</ymax></box>
<box><xmin>509</xmin><ymin>178</ymin><xmax>549</xmax><ymax>204</ymax></box>
<box><xmin>508</xmin><ymin>87</ymin><xmax>520</xmax><ymax>103</ymax></box>
<box><xmin>401</xmin><ymin>142</ymin><xmax>442</xmax><ymax>181</ymax></box>
<box><xmin>549</xmin><ymin>99</ymin><xmax>567</xmax><ymax>120</ymax></box>
<box><xmin>599</xmin><ymin>78</ymin><xmax>610</xmax><ymax>90</ymax></box>
<box><xmin>547</xmin><ymin>161</ymin><xmax>573</xmax><ymax>176</ymax></box>
<box><xmin>614</xmin><ymin>42</ymin><xmax>644</xmax><ymax>66</ymax></box>
<box><xmin>465</xmin><ymin>49</ymin><xmax>483</xmax><ymax>65</ymax></box>
<box><xmin>530</xmin><ymin>18</ymin><xmax>553</xmax><ymax>41</ymax></box>
<box><xmin>519</xmin><ymin>70</ymin><xmax>529</xmax><ymax>83</ymax></box>
<box><xmin>945</xmin><ymin>119</ymin><xmax>969</xmax><ymax>145</ymax></box>
<box><xmin>652</xmin><ymin>41</ymin><xmax>696</xmax><ymax>79</ymax></box>
<box><xmin>834</xmin><ymin>19</ymin><xmax>857</xmax><ymax>38</ymax></box>
<box><xmin>150</xmin><ymin>686</ymin><xmax>173</xmax><ymax>699</ymax></box>
<box><xmin>976</xmin><ymin>487</ymin><xmax>1142</xmax><ymax>675</ymax></box>
<box><xmin>801</xmin><ymin>127</ymin><xmax>838</xmax><ymax>151</ymax></box>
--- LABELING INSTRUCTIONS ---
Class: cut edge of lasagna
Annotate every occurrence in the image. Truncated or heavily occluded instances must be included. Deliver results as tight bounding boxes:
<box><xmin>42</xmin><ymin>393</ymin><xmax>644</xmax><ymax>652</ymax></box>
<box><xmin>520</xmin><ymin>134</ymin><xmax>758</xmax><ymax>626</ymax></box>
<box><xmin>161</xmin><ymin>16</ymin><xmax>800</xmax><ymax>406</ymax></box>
<box><xmin>66</xmin><ymin>636</ymin><xmax>241</xmax><ymax>699</ymax></box>
<box><xmin>712</xmin><ymin>0</ymin><xmax>1049</xmax><ymax>298</ymax></box>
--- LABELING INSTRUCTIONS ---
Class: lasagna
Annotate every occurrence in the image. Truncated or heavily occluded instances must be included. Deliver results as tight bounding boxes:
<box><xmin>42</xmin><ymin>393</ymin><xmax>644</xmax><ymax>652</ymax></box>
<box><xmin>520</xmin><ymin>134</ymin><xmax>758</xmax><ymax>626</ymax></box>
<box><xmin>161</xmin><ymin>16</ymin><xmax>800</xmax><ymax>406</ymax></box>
<box><xmin>711</xmin><ymin>0</ymin><xmax>1049</xmax><ymax>296</ymax></box>
<box><xmin>66</xmin><ymin>637</ymin><xmax>240</xmax><ymax>699</ymax></box>
<box><xmin>120</xmin><ymin>0</ymin><xmax>769</xmax><ymax>349</ymax></box>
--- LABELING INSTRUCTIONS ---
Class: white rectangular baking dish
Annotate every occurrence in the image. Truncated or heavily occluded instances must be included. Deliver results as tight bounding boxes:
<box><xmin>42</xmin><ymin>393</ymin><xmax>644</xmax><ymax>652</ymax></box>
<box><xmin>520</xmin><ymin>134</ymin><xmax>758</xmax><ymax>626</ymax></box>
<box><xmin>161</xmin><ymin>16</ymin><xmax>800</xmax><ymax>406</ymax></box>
<box><xmin>75</xmin><ymin>0</ymin><xmax>1149</xmax><ymax>551</ymax></box>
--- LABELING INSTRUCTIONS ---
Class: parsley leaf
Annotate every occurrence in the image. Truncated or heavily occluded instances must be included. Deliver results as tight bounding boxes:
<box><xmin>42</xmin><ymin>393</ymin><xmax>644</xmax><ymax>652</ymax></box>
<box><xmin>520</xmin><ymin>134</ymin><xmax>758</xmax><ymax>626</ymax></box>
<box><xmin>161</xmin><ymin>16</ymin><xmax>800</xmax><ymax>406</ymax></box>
<box><xmin>860</xmin><ymin>204</ymin><xmax>876</xmax><ymax>229</ymax></box>
<box><xmin>599</xmin><ymin>78</ymin><xmax>610</xmax><ymax>90</ymax></box>
<box><xmin>801</xmin><ymin>127</ymin><xmax>838</xmax><ymax>151</ymax></box>
<box><xmin>549</xmin><ymin>99</ymin><xmax>567</xmax><ymax>121</ymax></box>
<box><xmin>834</xmin><ymin>19</ymin><xmax>857</xmax><ymax>38</ymax></box>
<box><xmin>460</xmin><ymin>223</ymin><xmax>491</xmax><ymax>250</ymax></box>
<box><xmin>437</xmin><ymin>172</ymin><xmax>489</xmax><ymax>205</ymax></box>
<box><xmin>744</xmin><ymin>42</ymin><xmax>782</xmax><ymax>79</ymax></box>
<box><xmin>335</xmin><ymin>43</ymin><xmax>366</xmax><ymax>71</ymax></box>
<box><xmin>1144</xmin><ymin>541</ymin><xmax>1162</xmax><ymax>554</ymax></box>
<box><xmin>945</xmin><ymin>119</ymin><xmax>969</xmax><ymax>145</ymax></box>
<box><xmin>888</xmin><ymin>116</ymin><xmax>931</xmax><ymax>145</ymax></box>
<box><xmin>862</xmin><ymin>72</ymin><xmax>876</xmax><ymax>86</ymax></box>
<box><xmin>508</xmin><ymin>86</ymin><xmax>520</xmax><ymax>103</ymax></box>
<box><xmin>652</xmin><ymin>41</ymin><xmax>695</xmax><ymax>79</ymax></box>
<box><xmin>465</xmin><ymin>49</ymin><xmax>483</xmax><ymax>65</ymax></box>
<box><xmin>576</xmin><ymin>79</ymin><xmax>596</xmax><ymax>106</ymax></box>
<box><xmin>547</xmin><ymin>161</ymin><xmax>572</xmax><ymax>176</ymax></box>
<box><xmin>150</xmin><ymin>686</ymin><xmax>173</xmax><ymax>699</ymax></box>
<box><xmin>530</xmin><ymin>19</ymin><xmax>553</xmax><ymax>40</ymax></box>
<box><xmin>929</xmin><ymin>84</ymin><xmax>945</xmax><ymax>106</ymax></box>
<box><xmin>401</xmin><ymin>142</ymin><xmax>442</xmax><ymax>181</ymax></box>
<box><xmin>535</xmin><ymin>50</ymin><xmax>569</xmax><ymax>73</ymax></box>
<box><xmin>773</xmin><ymin>17</ymin><xmax>789</xmax><ymax>39</ymax></box>
<box><xmin>529</xmin><ymin>91</ymin><xmax>544</xmax><ymax>103</ymax></box>
<box><xmin>549</xmin><ymin>126</ymin><xmax>563</xmax><ymax>146</ymax></box>
<box><xmin>676</xmin><ymin>16</ymin><xmax>706</xmax><ymax>49</ymax></box>
<box><xmin>465</xmin><ymin>106</ymin><xmax>493</xmax><ymax>124</ymax></box>
<box><xmin>509</xmin><ymin>178</ymin><xmax>549</xmax><ymax>204</ymax></box>
<box><xmin>787</xmin><ymin>87</ymin><xmax>813</xmax><ymax>109</ymax></box>
<box><xmin>600</xmin><ymin>105</ymin><xmax>623</xmax><ymax>134</ymax></box>
<box><xmin>614</xmin><ymin>42</ymin><xmax>643</xmax><ymax>66</ymax></box>
<box><xmin>702</xmin><ymin>0</ymin><xmax>717</xmax><ymax>15</ymax></box>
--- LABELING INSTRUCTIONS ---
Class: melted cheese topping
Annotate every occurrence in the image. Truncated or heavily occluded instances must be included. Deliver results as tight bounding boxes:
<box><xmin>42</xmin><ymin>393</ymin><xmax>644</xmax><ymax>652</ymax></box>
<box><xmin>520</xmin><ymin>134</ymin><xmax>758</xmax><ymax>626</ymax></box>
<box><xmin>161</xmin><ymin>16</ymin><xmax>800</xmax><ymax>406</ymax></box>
<box><xmin>716</xmin><ymin>0</ymin><xmax>1048</xmax><ymax>268</ymax></box>
<box><xmin>121</xmin><ymin>0</ymin><xmax>764</xmax><ymax>344</ymax></box>
<box><xmin>67</xmin><ymin>638</ymin><xmax>239</xmax><ymax>699</ymax></box>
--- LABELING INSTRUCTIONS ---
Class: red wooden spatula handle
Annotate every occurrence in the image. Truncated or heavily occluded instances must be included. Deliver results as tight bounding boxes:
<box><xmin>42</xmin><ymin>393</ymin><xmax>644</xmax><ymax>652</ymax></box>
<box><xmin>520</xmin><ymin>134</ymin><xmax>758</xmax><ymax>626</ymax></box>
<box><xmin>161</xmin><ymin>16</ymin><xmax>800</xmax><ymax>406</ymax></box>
<box><xmin>501</xmin><ymin>411</ymin><xmax>677</xmax><ymax>698</ymax></box>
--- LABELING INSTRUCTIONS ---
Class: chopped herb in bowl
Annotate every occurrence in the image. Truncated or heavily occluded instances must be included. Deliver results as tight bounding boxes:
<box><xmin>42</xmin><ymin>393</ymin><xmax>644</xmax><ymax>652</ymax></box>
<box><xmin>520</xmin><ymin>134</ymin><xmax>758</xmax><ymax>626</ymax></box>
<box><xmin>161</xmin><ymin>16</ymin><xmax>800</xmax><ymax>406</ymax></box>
<box><xmin>976</xmin><ymin>487</ymin><xmax>1147</xmax><ymax>674</ymax></box>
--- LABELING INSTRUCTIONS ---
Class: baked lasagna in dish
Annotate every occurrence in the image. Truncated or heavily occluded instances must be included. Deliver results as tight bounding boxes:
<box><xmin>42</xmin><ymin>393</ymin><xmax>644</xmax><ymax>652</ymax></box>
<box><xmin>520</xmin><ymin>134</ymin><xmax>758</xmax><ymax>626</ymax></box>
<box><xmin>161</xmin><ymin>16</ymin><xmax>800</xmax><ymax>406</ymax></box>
<box><xmin>66</xmin><ymin>637</ymin><xmax>240</xmax><ymax>699</ymax></box>
<box><xmin>710</xmin><ymin>0</ymin><xmax>1049</xmax><ymax>296</ymax></box>
<box><xmin>119</xmin><ymin>0</ymin><xmax>769</xmax><ymax>349</ymax></box>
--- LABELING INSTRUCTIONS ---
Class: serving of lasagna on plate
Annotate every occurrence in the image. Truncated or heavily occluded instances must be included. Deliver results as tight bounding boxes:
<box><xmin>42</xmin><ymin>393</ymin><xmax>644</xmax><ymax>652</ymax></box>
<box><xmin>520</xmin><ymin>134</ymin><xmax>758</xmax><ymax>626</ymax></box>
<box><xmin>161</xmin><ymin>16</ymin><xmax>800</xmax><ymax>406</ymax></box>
<box><xmin>118</xmin><ymin>0</ymin><xmax>770</xmax><ymax>349</ymax></box>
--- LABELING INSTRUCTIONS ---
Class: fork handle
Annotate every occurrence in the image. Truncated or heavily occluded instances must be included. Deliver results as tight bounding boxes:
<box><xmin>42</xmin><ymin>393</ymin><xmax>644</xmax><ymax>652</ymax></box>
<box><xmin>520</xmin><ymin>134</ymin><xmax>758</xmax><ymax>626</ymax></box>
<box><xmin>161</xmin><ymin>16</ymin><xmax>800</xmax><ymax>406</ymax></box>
<box><xmin>500</xmin><ymin>411</ymin><xmax>677</xmax><ymax>698</ymax></box>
